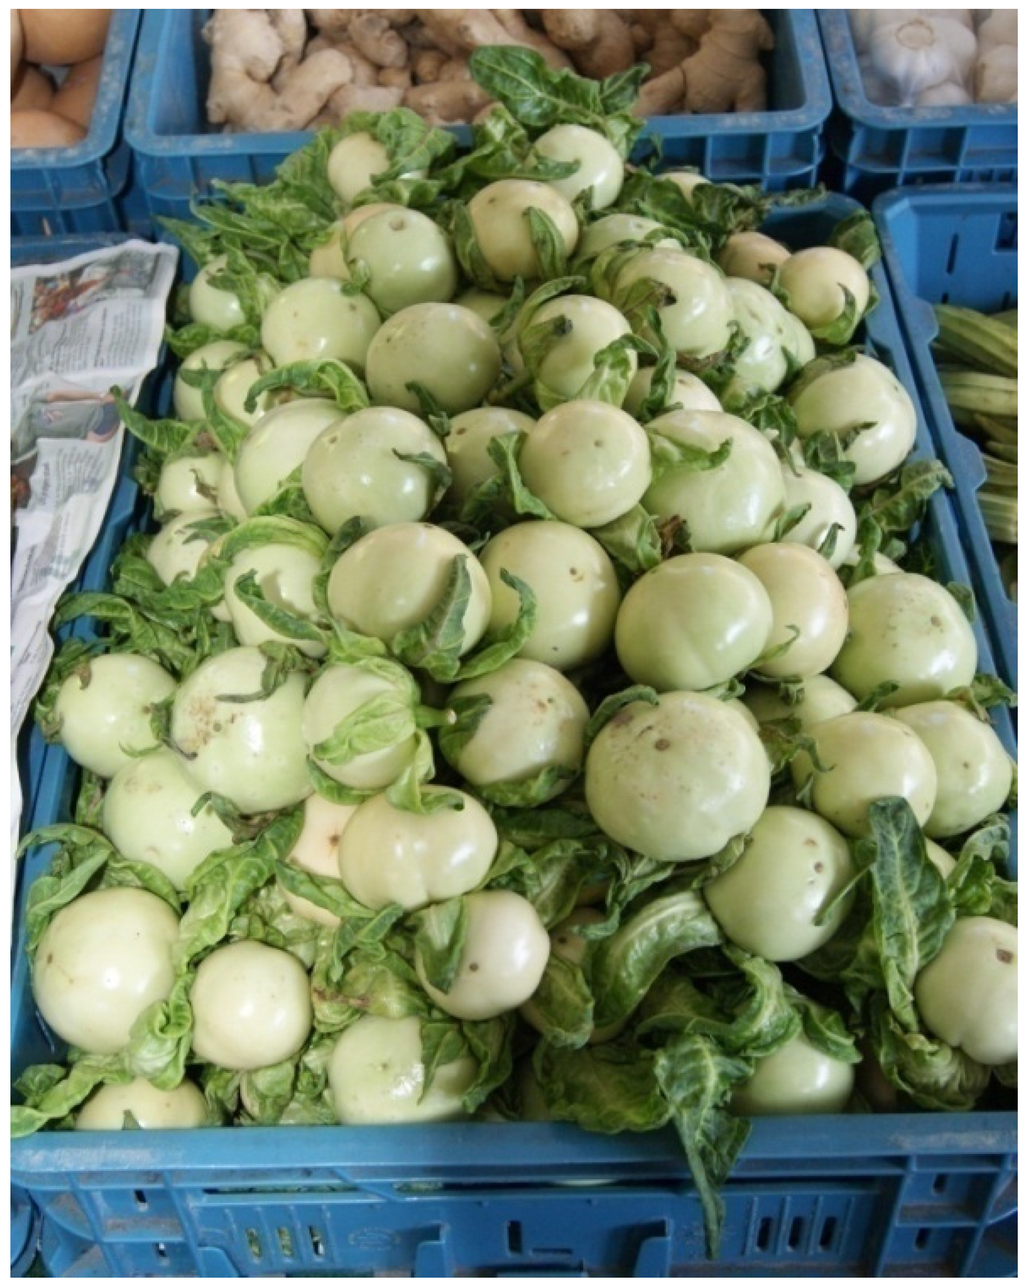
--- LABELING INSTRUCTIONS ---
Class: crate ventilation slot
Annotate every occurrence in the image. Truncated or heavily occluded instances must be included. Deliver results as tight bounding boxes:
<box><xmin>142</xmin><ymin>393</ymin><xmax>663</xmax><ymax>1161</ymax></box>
<box><xmin>995</xmin><ymin>211</ymin><xmax>1018</xmax><ymax>252</ymax></box>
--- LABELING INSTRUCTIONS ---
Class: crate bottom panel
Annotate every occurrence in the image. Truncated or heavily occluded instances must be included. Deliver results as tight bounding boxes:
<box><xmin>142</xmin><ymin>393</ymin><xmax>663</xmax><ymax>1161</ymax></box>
<box><xmin>31</xmin><ymin>1160</ymin><xmax>1018</xmax><ymax>1278</ymax></box>
<box><xmin>11</xmin><ymin>1187</ymin><xmax>40</xmax><ymax>1277</ymax></box>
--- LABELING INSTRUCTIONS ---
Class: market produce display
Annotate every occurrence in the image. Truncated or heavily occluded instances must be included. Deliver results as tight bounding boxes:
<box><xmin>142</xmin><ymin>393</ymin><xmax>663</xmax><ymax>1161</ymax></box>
<box><xmin>10</xmin><ymin>8</ymin><xmax>112</xmax><ymax>147</ymax></box>
<box><xmin>851</xmin><ymin>9</ymin><xmax>1018</xmax><ymax>107</ymax></box>
<box><xmin>12</xmin><ymin>49</ymin><xmax>1018</xmax><ymax>1262</ymax></box>
<box><xmin>201</xmin><ymin>8</ymin><xmax>776</xmax><ymax>130</ymax></box>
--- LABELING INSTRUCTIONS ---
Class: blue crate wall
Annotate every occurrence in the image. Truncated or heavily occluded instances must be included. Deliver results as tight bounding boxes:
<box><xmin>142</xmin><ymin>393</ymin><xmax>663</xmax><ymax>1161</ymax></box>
<box><xmin>874</xmin><ymin>185</ymin><xmax>1018</xmax><ymax>687</ymax></box>
<box><xmin>124</xmin><ymin>9</ymin><xmax>830</xmax><ymax>228</ymax></box>
<box><xmin>20</xmin><ymin>1120</ymin><xmax>1019</xmax><ymax>1277</ymax></box>
<box><xmin>817</xmin><ymin>11</ymin><xmax>1017</xmax><ymax>203</ymax></box>
<box><xmin>11</xmin><ymin>10</ymin><xmax>145</xmax><ymax>235</ymax></box>
<box><xmin>10</xmin><ymin>196</ymin><xmax>1017</xmax><ymax>1279</ymax></box>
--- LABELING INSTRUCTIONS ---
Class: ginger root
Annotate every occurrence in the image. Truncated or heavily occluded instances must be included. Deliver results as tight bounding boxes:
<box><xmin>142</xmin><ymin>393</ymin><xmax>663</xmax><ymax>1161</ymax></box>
<box><xmin>538</xmin><ymin>11</ymin><xmax>636</xmax><ymax>78</ymax></box>
<box><xmin>204</xmin><ymin>10</ymin><xmax>353</xmax><ymax>131</ymax></box>
<box><xmin>630</xmin><ymin>11</ymin><xmax>702</xmax><ymax>75</ymax></box>
<box><xmin>205</xmin><ymin>8</ymin><xmax>778</xmax><ymax>132</ymax></box>
<box><xmin>404</xmin><ymin>78</ymin><xmax>493</xmax><ymax>125</ymax></box>
<box><xmin>681</xmin><ymin>9</ymin><xmax>774</xmax><ymax>113</ymax></box>
<box><xmin>347</xmin><ymin>11</ymin><xmax>409</xmax><ymax>69</ymax></box>
<box><xmin>414</xmin><ymin>10</ymin><xmax>569</xmax><ymax>69</ymax></box>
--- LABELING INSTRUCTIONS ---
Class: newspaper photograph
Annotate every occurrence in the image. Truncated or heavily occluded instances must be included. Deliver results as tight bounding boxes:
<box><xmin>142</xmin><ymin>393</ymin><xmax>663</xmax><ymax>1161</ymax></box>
<box><xmin>10</xmin><ymin>238</ymin><xmax>179</xmax><ymax>844</ymax></box>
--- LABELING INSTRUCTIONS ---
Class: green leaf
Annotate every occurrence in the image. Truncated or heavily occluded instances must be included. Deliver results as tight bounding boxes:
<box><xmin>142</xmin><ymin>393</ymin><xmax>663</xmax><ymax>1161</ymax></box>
<box><xmin>113</xmin><ymin>390</ymin><xmax>195</xmax><ymax>454</ymax></box>
<box><xmin>310</xmin><ymin>688</ymin><xmax>417</xmax><ymax>771</ymax></box>
<box><xmin>125</xmin><ymin>973</ymin><xmax>193</xmax><ymax>1089</ymax></box>
<box><xmin>532</xmin><ymin>1038</ymin><xmax>670</xmax><ymax>1132</ymax></box>
<box><xmin>523</xmin><ymin>952</ymin><xmax>594</xmax><ymax>1048</ymax></box>
<box><xmin>21</xmin><ymin>837</ymin><xmax>113</xmax><ymax>953</ymax></box>
<box><xmin>11</xmin><ymin>1055</ymin><xmax>133</xmax><ymax>1138</ymax></box>
<box><xmin>590</xmin><ymin>889</ymin><xmax>724</xmax><ymax>1028</ymax></box>
<box><xmin>450</xmin><ymin>200</ymin><xmax>504</xmax><ymax>293</ymax></box>
<box><xmin>585</xmin><ymin>685</ymin><xmax>659</xmax><ymax>748</ymax></box>
<box><xmin>460</xmin><ymin>1017</ymin><xmax>515</xmax><ymax>1113</ymax></box>
<box><xmin>53</xmin><ymin>593</ymin><xmax>197</xmax><ymax>677</ymax></box>
<box><xmin>647</xmin><ymin>428</ymin><xmax>732</xmax><ymax>480</ymax></box>
<box><xmin>855</xmin><ymin>459</ymin><xmax>953</xmax><ymax>538</ymax></box>
<box><xmin>245</xmin><ymin>358</ymin><xmax>370</xmax><ymax>415</ymax></box>
<box><xmin>403</xmin><ymin>383</ymin><xmax>452</xmax><ymax>439</ymax></box>
<box><xmin>590</xmin><ymin>504</ymin><xmax>663</xmax><ymax>574</ymax></box>
<box><xmin>473</xmin><ymin>765</ymin><xmax>578</xmax><ymax>810</ymax></box>
<box><xmin>390</xmin><ymin>555</ymin><xmax>472</xmax><ymax>683</ymax></box>
<box><xmin>485</xmin><ymin>430</ymin><xmax>558</xmax><ymax>520</ymax></box>
<box><xmin>791</xmin><ymin>993</ymin><xmax>862</xmax><ymax>1065</ymax></box>
<box><xmin>805</xmin><ymin>284</ymin><xmax>862</xmax><ymax>347</ymax></box>
<box><xmin>454</xmin><ymin>569</ymin><xmax>537</xmax><ymax>681</ymax></box>
<box><xmin>655</xmin><ymin>1033</ymin><xmax>753</xmax><ymax>1260</ymax></box>
<box><xmin>867</xmin><ymin>802</ymin><xmax>954</xmax><ymax>1008</ymax></box>
<box><xmin>866</xmin><ymin>994</ymin><xmax>990</xmax><ymax>1111</ymax></box>
<box><xmin>829</xmin><ymin>209</ymin><xmax>882</xmax><ymax>270</ymax></box>
<box><xmin>231</xmin><ymin>571</ymin><xmax>329</xmax><ymax>650</ymax></box>
<box><xmin>525</xmin><ymin>205</ymin><xmax>569</xmax><ymax>281</ymax></box>
<box><xmin>100</xmin><ymin>855</ymin><xmax>182</xmax><ymax>914</ymax></box>
<box><xmin>178</xmin><ymin>809</ymin><xmax>304</xmax><ymax>967</ymax></box>
<box><xmin>468</xmin><ymin>47</ymin><xmax>645</xmax><ymax>157</ymax></box>
<box><xmin>275</xmin><ymin>858</ymin><xmax>381</xmax><ymax>923</ymax></box>
<box><xmin>578</xmin><ymin>333</ymin><xmax>657</xmax><ymax>407</ymax></box>
<box><xmin>412</xmin><ymin>897</ymin><xmax>468</xmax><ymax>995</ymax></box>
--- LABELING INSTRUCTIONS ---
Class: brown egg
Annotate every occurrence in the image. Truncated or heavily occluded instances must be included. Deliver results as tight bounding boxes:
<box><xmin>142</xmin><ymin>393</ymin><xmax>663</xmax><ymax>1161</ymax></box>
<box><xmin>51</xmin><ymin>53</ymin><xmax>102</xmax><ymax>128</ymax></box>
<box><xmin>11</xmin><ymin>108</ymin><xmax>86</xmax><ymax>149</ymax></box>
<box><xmin>11</xmin><ymin>64</ymin><xmax>56</xmax><ymax>112</ymax></box>
<box><xmin>20</xmin><ymin>9</ymin><xmax>112</xmax><ymax>65</ymax></box>
<box><xmin>12</xmin><ymin>10</ymin><xmax>24</xmax><ymax>78</ymax></box>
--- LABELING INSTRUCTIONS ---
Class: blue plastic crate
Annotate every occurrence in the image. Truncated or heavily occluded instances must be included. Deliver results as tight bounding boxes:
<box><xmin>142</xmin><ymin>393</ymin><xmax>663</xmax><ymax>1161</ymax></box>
<box><xmin>10</xmin><ymin>196</ymin><xmax>1017</xmax><ymax>1279</ymax></box>
<box><xmin>817</xmin><ymin>11</ymin><xmax>1018</xmax><ymax>203</ymax></box>
<box><xmin>11</xmin><ymin>10</ymin><xmax>145</xmax><ymax>235</ymax></box>
<box><xmin>124</xmin><ymin>9</ymin><xmax>829</xmax><ymax>228</ymax></box>
<box><xmin>873</xmin><ymin>184</ymin><xmax>1018</xmax><ymax>688</ymax></box>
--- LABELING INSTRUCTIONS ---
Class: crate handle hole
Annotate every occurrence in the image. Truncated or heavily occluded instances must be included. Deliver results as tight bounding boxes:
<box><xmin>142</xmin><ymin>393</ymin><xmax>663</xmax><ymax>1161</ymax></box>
<box><xmin>246</xmin><ymin>1229</ymin><xmax>263</xmax><ymax>1261</ymax></box>
<box><xmin>819</xmin><ymin>1215</ymin><xmax>838</xmax><ymax>1251</ymax></box>
<box><xmin>915</xmin><ymin>1227</ymin><xmax>931</xmax><ymax>1251</ymax></box>
<box><xmin>134</xmin><ymin>1190</ymin><xmax>149</xmax><ymax>1209</ymax></box>
<box><xmin>945</xmin><ymin>233</ymin><xmax>960</xmax><ymax>275</ymax></box>
<box><xmin>507</xmin><ymin>1221</ymin><xmax>524</xmax><ymax>1255</ymax></box>
<box><xmin>277</xmin><ymin>1227</ymin><xmax>294</xmax><ymax>1258</ymax></box>
<box><xmin>756</xmin><ymin>1217</ymin><xmax>773</xmax><ymax>1251</ymax></box>
<box><xmin>787</xmin><ymin>1216</ymin><xmax>805</xmax><ymax>1250</ymax></box>
<box><xmin>308</xmin><ymin>1226</ymin><xmax>326</xmax><ymax>1258</ymax></box>
<box><xmin>932</xmin><ymin>1174</ymin><xmax>948</xmax><ymax>1194</ymax></box>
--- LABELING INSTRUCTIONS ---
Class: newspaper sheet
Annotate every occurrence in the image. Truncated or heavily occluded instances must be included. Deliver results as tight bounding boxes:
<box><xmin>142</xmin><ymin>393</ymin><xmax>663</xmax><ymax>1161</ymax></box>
<box><xmin>10</xmin><ymin>238</ymin><xmax>179</xmax><ymax>848</ymax></box>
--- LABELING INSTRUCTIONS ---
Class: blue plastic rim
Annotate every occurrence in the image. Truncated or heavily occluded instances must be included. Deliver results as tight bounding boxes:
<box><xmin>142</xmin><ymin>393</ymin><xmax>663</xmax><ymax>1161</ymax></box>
<box><xmin>11</xmin><ymin>10</ymin><xmax>143</xmax><ymax>235</ymax></box>
<box><xmin>124</xmin><ymin>8</ymin><xmax>830</xmax><ymax>224</ymax></box>
<box><xmin>873</xmin><ymin>184</ymin><xmax>1018</xmax><ymax>688</ymax></box>
<box><xmin>10</xmin><ymin>206</ymin><xmax>1017</xmax><ymax>1278</ymax></box>
<box><xmin>817</xmin><ymin>11</ymin><xmax>1018</xmax><ymax>201</ymax></box>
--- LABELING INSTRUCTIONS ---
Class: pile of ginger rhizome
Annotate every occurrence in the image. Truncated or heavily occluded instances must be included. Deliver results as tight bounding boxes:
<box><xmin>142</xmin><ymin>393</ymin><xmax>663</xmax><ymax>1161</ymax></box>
<box><xmin>204</xmin><ymin>8</ymin><xmax>775</xmax><ymax>131</ymax></box>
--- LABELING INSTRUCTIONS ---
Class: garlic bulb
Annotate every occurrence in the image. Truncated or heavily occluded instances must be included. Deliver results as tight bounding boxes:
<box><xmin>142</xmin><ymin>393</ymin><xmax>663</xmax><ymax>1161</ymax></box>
<box><xmin>869</xmin><ymin>17</ymin><xmax>978</xmax><ymax>103</ymax></box>
<box><xmin>975</xmin><ymin>45</ymin><xmax>1018</xmax><ymax>103</ymax></box>
<box><xmin>857</xmin><ymin>53</ymin><xmax>902</xmax><ymax>106</ymax></box>
<box><xmin>976</xmin><ymin>10</ymin><xmax>1017</xmax><ymax>54</ymax></box>
<box><xmin>915</xmin><ymin>81</ymin><xmax>974</xmax><ymax>107</ymax></box>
